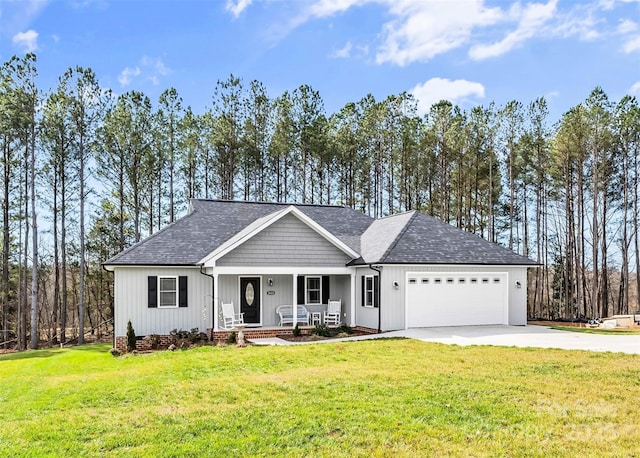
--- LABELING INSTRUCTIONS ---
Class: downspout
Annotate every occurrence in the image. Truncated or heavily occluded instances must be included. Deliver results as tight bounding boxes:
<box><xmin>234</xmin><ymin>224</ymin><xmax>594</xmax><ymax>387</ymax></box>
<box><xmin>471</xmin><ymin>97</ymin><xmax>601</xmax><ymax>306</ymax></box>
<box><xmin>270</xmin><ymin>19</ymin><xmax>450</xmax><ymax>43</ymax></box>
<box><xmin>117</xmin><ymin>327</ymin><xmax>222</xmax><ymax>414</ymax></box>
<box><xmin>101</xmin><ymin>264</ymin><xmax>115</xmax><ymax>349</ymax></box>
<box><xmin>369</xmin><ymin>264</ymin><xmax>382</xmax><ymax>334</ymax></box>
<box><xmin>199</xmin><ymin>264</ymin><xmax>215</xmax><ymax>341</ymax></box>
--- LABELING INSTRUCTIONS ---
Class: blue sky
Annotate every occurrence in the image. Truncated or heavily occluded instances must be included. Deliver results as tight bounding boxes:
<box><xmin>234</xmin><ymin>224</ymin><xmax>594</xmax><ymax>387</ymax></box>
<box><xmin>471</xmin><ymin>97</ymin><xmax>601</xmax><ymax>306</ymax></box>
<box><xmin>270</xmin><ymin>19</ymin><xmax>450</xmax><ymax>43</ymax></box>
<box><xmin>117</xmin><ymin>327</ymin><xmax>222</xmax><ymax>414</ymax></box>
<box><xmin>1</xmin><ymin>0</ymin><xmax>639</xmax><ymax>121</ymax></box>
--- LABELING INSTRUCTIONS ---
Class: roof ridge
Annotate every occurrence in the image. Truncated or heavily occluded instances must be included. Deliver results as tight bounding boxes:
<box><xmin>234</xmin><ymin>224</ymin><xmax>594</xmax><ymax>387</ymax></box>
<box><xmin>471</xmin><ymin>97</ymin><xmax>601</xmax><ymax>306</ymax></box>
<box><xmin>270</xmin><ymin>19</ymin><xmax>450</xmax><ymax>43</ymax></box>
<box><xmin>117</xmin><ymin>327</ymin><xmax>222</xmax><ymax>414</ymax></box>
<box><xmin>191</xmin><ymin>198</ymin><xmax>347</xmax><ymax>209</ymax></box>
<box><xmin>378</xmin><ymin>210</ymin><xmax>418</xmax><ymax>263</ymax></box>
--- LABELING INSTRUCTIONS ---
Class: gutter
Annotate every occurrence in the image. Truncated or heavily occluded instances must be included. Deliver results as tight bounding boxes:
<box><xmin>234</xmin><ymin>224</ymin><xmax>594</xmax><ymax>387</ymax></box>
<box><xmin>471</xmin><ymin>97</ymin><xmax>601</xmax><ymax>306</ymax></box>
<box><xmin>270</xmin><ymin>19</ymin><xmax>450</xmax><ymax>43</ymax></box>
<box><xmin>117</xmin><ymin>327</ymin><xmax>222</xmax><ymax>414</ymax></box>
<box><xmin>199</xmin><ymin>264</ymin><xmax>215</xmax><ymax>341</ymax></box>
<box><xmin>369</xmin><ymin>264</ymin><xmax>382</xmax><ymax>334</ymax></box>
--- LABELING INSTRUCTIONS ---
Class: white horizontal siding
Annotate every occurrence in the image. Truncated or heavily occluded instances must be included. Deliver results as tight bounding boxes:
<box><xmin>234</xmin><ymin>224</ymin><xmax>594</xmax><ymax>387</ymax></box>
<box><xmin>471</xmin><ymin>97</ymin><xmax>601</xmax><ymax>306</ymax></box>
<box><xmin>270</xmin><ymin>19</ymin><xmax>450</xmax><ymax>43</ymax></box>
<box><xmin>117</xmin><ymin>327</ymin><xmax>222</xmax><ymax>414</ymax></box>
<box><xmin>217</xmin><ymin>214</ymin><xmax>352</xmax><ymax>267</ymax></box>
<box><xmin>114</xmin><ymin>267</ymin><xmax>212</xmax><ymax>337</ymax></box>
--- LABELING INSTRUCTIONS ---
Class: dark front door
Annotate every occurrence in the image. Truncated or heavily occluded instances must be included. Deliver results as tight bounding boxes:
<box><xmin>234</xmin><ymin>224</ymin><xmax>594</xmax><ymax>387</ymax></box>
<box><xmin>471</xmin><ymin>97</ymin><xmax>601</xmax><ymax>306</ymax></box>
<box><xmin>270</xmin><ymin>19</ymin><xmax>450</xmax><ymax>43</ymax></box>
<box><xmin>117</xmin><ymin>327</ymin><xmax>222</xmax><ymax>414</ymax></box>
<box><xmin>240</xmin><ymin>277</ymin><xmax>261</xmax><ymax>324</ymax></box>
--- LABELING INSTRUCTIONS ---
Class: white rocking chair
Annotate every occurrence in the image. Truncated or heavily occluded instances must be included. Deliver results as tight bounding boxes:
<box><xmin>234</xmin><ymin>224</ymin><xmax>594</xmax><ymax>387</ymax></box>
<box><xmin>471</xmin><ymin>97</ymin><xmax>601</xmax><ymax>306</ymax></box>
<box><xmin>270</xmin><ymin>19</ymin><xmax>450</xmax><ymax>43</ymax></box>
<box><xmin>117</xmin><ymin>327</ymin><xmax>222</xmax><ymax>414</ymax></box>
<box><xmin>324</xmin><ymin>299</ymin><xmax>342</xmax><ymax>326</ymax></box>
<box><xmin>221</xmin><ymin>302</ymin><xmax>244</xmax><ymax>330</ymax></box>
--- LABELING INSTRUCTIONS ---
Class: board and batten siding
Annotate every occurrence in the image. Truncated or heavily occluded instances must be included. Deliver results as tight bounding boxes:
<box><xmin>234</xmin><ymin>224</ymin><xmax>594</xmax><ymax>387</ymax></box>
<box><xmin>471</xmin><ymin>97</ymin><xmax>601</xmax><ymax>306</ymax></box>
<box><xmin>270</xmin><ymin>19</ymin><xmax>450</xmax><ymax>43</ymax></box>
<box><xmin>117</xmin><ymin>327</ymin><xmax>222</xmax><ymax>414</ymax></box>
<box><xmin>355</xmin><ymin>265</ymin><xmax>529</xmax><ymax>331</ymax></box>
<box><xmin>216</xmin><ymin>213</ymin><xmax>352</xmax><ymax>267</ymax></box>
<box><xmin>354</xmin><ymin>267</ymin><xmax>383</xmax><ymax>330</ymax></box>
<box><xmin>114</xmin><ymin>267</ymin><xmax>212</xmax><ymax>337</ymax></box>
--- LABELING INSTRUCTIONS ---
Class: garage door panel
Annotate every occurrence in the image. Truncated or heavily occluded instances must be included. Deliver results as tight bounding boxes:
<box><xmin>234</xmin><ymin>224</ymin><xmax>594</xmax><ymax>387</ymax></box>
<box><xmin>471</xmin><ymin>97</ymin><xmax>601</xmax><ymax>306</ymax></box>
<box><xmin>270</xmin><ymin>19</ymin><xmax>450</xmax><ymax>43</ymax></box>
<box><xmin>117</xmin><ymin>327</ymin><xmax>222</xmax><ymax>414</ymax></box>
<box><xmin>407</xmin><ymin>273</ymin><xmax>508</xmax><ymax>327</ymax></box>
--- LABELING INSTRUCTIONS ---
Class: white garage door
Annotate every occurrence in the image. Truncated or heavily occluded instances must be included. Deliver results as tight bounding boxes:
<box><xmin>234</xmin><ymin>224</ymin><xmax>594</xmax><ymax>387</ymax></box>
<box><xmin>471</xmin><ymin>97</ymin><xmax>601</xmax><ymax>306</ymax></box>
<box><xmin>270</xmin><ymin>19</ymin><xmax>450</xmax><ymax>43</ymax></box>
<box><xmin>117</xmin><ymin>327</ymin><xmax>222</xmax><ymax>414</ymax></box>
<box><xmin>406</xmin><ymin>272</ymin><xmax>508</xmax><ymax>327</ymax></box>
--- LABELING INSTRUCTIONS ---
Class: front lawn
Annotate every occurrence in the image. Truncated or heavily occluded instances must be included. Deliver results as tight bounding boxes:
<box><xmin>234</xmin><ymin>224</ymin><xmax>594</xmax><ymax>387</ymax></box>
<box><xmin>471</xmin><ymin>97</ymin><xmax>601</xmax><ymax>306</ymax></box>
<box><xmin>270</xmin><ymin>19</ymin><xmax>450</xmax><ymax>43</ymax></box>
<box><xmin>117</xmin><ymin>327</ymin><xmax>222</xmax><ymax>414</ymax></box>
<box><xmin>0</xmin><ymin>340</ymin><xmax>638</xmax><ymax>457</ymax></box>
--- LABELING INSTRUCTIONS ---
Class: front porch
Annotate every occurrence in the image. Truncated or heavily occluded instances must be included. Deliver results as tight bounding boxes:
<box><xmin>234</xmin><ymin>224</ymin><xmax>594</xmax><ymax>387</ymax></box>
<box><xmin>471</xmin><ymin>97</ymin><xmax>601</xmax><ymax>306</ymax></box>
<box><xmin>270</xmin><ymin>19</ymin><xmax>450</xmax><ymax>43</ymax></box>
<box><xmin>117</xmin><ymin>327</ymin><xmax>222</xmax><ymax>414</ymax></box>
<box><xmin>205</xmin><ymin>267</ymin><xmax>356</xmax><ymax>331</ymax></box>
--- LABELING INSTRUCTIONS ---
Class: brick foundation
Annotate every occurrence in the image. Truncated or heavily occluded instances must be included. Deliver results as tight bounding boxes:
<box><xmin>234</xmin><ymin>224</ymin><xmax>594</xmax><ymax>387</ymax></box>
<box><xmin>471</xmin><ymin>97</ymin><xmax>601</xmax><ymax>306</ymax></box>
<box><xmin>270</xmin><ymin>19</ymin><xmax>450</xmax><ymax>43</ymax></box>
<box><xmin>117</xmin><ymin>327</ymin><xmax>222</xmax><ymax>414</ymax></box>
<box><xmin>209</xmin><ymin>325</ymin><xmax>378</xmax><ymax>343</ymax></box>
<box><xmin>114</xmin><ymin>334</ymin><xmax>175</xmax><ymax>352</ymax></box>
<box><xmin>114</xmin><ymin>326</ymin><xmax>379</xmax><ymax>352</ymax></box>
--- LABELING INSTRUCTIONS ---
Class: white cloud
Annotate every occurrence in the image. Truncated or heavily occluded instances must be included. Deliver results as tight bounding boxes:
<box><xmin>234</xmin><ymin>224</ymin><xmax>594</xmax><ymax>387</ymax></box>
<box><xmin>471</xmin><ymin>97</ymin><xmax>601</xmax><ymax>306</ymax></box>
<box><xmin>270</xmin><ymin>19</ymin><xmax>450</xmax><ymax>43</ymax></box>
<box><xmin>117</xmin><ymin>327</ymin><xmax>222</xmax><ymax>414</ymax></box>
<box><xmin>117</xmin><ymin>56</ymin><xmax>172</xmax><ymax>87</ymax></box>
<box><xmin>118</xmin><ymin>66</ymin><xmax>141</xmax><ymax>86</ymax></box>
<box><xmin>410</xmin><ymin>78</ymin><xmax>485</xmax><ymax>115</ymax></box>
<box><xmin>253</xmin><ymin>0</ymin><xmax>633</xmax><ymax>65</ymax></box>
<box><xmin>375</xmin><ymin>0</ymin><xmax>505</xmax><ymax>66</ymax></box>
<box><xmin>617</xmin><ymin>19</ymin><xmax>638</xmax><ymax>34</ymax></box>
<box><xmin>141</xmin><ymin>56</ymin><xmax>171</xmax><ymax>76</ymax></box>
<box><xmin>332</xmin><ymin>41</ymin><xmax>352</xmax><ymax>58</ymax></box>
<box><xmin>623</xmin><ymin>35</ymin><xmax>640</xmax><ymax>53</ymax></box>
<box><xmin>226</xmin><ymin>0</ymin><xmax>253</xmax><ymax>18</ymax></box>
<box><xmin>469</xmin><ymin>0</ymin><xmax>558</xmax><ymax>60</ymax></box>
<box><xmin>630</xmin><ymin>81</ymin><xmax>640</xmax><ymax>95</ymax></box>
<box><xmin>12</xmin><ymin>29</ymin><xmax>39</xmax><ymax>52</ymax></box>
<box><xmin>309</xmin><ymin>0</ymin><xmax>368</xmax><ymax>18</ymax></box>
<box><xmin>3</xmin><ymin>0</ymin><xmax>49</xmax><ymax>36</ymax></box>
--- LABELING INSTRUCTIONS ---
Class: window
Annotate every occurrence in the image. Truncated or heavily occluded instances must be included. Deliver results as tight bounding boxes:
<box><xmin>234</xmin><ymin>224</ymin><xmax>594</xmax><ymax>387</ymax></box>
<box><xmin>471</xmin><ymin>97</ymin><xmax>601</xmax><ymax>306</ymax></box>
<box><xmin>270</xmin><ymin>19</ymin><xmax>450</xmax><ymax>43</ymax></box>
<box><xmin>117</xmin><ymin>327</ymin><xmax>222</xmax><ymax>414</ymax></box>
<box><xmin>364</xmin><ymin>275</ymin><xmax>375</xmax><ymax>308</ymax></box>
<box><xmin>159</xmin><ymin>276</ymin><xmax>177</xmax><ymax>308</ymax></box>
<box><xmin>306</xmin><ymin>276</ymin><xmax>321</xmax><ymax>304</ymax></box>
<box><xmin>148</xmin><ymin>275</ymin><xmax>187</xmax><ymax>308</ymax></box>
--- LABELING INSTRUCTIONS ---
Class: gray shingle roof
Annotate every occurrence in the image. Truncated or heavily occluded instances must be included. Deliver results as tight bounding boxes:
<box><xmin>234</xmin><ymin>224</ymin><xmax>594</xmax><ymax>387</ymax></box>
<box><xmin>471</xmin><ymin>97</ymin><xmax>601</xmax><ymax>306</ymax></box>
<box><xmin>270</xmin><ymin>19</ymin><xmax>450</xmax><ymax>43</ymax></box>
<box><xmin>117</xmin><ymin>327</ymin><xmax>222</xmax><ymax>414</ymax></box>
<box><xmin>103</xmin><ymin>200</ymin><xmax>373</xmax><ymax>266</ymax></box>
<box><xmin>366</xmin><ymin>211</ymin><xmax>538</xmax><ymax>265</ymax></box>
<box><xmin>104</xmin><ymin>199</ymin><xmax>537</xmax><ymax>267</ymax></box>
<box><xmin>360</xmin><ymin>212</ymin><xmax>415</xmax><ymax>264</ymax></box>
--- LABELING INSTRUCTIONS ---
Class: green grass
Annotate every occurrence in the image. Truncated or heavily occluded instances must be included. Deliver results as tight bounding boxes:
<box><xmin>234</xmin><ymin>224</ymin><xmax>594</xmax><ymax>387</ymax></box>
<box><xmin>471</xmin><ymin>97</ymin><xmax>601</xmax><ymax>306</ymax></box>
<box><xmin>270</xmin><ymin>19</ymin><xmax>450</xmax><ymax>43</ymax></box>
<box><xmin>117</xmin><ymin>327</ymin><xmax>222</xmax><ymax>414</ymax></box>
<box><xmin>1</xmin><ymin>340</ymin><xmax>639</xmax><ymax>457</ymax></box>
<box><xmin>550</xmin><ymin>325</ymin><xmax>640</xmax><ymax>335</ymax></box>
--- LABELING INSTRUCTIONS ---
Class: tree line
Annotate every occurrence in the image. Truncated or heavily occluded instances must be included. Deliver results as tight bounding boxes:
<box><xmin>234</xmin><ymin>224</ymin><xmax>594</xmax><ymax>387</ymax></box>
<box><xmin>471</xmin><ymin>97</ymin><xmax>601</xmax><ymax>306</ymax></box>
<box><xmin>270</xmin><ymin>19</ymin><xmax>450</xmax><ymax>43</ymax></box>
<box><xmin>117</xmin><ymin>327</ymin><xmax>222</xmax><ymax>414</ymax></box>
<box><xmin>2</xmin><ymin>53</ymin><xmax>639</xmax><ymax>349</ymax></box>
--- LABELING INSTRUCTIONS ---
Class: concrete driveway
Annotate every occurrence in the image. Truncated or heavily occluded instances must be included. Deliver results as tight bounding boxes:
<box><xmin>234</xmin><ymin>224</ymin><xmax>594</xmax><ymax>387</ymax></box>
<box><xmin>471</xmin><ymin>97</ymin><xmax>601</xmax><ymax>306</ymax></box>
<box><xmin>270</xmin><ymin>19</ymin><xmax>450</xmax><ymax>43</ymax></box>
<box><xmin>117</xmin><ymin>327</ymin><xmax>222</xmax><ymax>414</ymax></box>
<box><xmin>383</xmin><ymin>325</ymin><xmax>640</xmax><ymax>355</ymax></box>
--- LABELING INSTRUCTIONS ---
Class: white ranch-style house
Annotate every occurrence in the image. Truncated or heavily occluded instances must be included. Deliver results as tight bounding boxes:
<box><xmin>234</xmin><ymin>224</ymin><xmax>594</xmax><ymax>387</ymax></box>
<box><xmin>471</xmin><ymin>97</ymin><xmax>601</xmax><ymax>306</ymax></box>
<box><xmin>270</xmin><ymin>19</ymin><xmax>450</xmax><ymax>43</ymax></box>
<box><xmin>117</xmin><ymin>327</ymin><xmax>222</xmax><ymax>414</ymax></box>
<box><xmin>103</xmin><ymin>200</ymin><xmax>537</xmax><ymax>350</ymax></box>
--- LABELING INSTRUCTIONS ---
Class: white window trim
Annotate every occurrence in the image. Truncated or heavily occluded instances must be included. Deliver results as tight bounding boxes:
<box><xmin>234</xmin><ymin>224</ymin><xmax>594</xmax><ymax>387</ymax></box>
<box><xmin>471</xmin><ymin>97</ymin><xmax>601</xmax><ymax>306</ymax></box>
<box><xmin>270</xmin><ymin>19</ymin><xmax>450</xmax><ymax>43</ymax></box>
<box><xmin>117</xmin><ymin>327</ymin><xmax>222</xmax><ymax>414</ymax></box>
<box><xmin>364</xmin><ymin>275</ymin><xmax>375</xmax><ymax>308</ymax></box>
<box><xmin>305</xmin><ymin>276</ymin><xmax>322</xmax><ymax>305</ymax></box>
<box><xmin>158</xmin><ymin>276</ymin><xmax>178</xmax><ymax>308</ymax></box>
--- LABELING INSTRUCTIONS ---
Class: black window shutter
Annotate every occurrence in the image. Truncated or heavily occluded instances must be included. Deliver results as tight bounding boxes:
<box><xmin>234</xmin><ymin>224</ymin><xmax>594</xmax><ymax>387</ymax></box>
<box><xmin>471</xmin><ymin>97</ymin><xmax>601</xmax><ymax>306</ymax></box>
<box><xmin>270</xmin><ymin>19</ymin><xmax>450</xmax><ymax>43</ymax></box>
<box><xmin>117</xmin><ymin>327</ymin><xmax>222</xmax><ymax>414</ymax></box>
<box><xmin>297</xmin><ymin>275</ymin><xmax>305</xmax><ymax>304</ymax></box>
<box><xmin>148</xmin><ymin>276</ymin><xmax>157</xmax><ymax>308</ymax></box>
<box><xmin>178</xmin><ymin>276</ymin><xmax>188</xmax><ymax>307</ymax></box>
<box><xmin>361</xmin><ymin>276</ymin><xmax>365</xmax><ymax>307</ymax></box>
<box><xmin>374</xmin><ymin>275</ymin><xmax>380</xmax><ymax>308</ymax></box>
<box><xmin>322</xmin><ymin>276</ymin><xmax>330</xmax><ymax>304</ymax></box>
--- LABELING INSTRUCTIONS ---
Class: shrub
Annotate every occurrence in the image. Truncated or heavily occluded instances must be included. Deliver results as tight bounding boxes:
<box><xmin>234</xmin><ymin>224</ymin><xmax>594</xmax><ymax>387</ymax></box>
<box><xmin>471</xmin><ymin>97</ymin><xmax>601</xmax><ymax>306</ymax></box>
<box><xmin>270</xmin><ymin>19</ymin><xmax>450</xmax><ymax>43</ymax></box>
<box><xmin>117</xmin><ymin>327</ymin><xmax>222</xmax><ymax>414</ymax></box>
<box><xmin>293</xmin><ymin>323</ymin><xmax>301</xmax><ymax>337</ymax></box>
<box><xmin>337</xmin><ymin>324</ymin><xmax>353</xmax><ymax>335</ymax></box>
<box><xmin>126</xmin><ymin>321</ymin><xmax>136</xmax><ymax>352</ymax></box>
<box><xmin>227</xmin><ymin>331</ymin><xmax>237</xmax><ymax>345</ymax></box>
<box><xmin>311</xmin><ymin>324</ymin><xmax>331</xmax><ymax>337</ymax></box>
<box><xmin>169</xmin><ymin>328</ymin><xmax>208</xmax><ymax>348</ymax></box>
<box><xmin>144</xmin><ymin>334</ymin><xmax>161</xmax><ymax>350</ymax></box>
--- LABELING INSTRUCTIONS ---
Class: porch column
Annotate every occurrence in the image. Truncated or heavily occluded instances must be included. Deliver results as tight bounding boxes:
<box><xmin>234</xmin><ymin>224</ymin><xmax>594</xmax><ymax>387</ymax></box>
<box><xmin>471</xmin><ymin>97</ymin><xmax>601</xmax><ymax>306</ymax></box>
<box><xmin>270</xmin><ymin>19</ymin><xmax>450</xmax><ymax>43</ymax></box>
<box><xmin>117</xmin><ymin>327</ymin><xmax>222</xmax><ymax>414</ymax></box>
<box><xmin>350</xmin><ymin>273</ymin><xmax>356</xmax><ymax>327</ymax></box>
<box><xmin>292</xmin><ymin>273</ymin><xmax>298</xmax><ymax>327</ymax></box>
<box><xmin>213</xmin><ymin>274</ymin><xmax>219</xmax><ymax>330</ymax></box>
